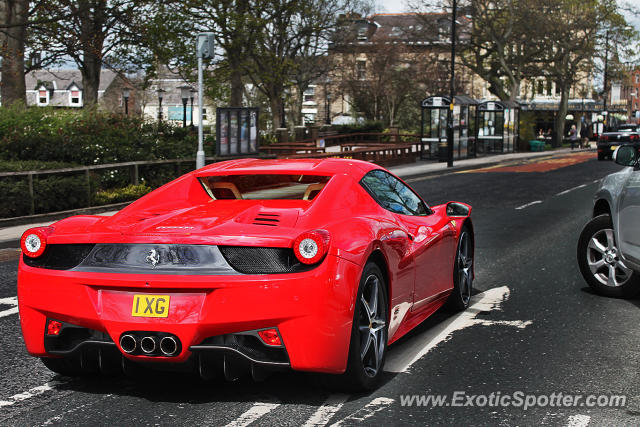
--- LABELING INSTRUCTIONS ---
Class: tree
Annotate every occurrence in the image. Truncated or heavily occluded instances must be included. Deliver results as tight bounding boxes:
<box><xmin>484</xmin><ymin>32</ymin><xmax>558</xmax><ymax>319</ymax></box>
<box><xmin>32</xmin><ymin>0</ymin><xmax>148</xmax><ymax>106</ymax></box>
<box><xmin>242</xmin><ymin>0</ymin><xmax>350</xmax><ymax>130</ymax></box>
<box><xmin>0</xmin><ymin>0</ymin><xmax>73</xmax><ymax>106</ymax></box>
<box><xmin>456</xmin><ymin>0</ymin><xmax>547</xmax><ymax>101</ymax></box>
<box><xmin>0</xmin><ymin>0</ymin><xmax>29</xmax><ymax>106</ymax></box>
<box><xmin>542</xmin><ymin>0</ymin><xmax>635</xmax><ymax>146</ymax></box>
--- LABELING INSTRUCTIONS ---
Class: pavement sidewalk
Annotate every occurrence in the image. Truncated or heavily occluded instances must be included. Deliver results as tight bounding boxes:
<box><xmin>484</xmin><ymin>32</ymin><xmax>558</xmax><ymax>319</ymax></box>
<box><xmin>0</xmin><ymin>146</ymin><xmax>592</xmax><ymax>247</ymax></box>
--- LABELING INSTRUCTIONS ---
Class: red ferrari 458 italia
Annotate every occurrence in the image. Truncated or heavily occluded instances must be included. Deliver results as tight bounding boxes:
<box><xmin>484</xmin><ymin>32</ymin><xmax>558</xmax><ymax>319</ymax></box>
<box><xmin>18</xmin><ymin>158</ymin><xmax>474</xmax><ymax>390</ymax></box>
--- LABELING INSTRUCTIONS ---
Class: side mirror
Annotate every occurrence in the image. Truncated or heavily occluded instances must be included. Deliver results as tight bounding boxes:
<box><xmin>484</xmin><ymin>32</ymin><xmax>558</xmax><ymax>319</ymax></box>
<box><xmin>613</xmin><ymin>145</ymin><xmax>638</xmax><ymax>167</ymax></box>
<box><xmin>446</xmin><ymin>201</ymin><xmax>471</xmax><ymax>217</ymax></box>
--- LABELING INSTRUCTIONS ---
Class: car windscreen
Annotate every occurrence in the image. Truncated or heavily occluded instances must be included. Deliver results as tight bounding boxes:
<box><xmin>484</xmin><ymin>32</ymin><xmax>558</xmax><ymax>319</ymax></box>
<box><xmin>199</xmin><ymin>174</ymin><xmax>332</xmax><ymax>200</ymax></box>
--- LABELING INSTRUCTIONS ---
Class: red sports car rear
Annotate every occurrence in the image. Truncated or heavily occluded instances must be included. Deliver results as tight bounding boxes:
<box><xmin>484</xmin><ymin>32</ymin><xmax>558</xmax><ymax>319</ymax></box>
<box><xmin>18</xmin><ymin>158</ymin><xmax>474</xmax><ymax>390</ymax></box>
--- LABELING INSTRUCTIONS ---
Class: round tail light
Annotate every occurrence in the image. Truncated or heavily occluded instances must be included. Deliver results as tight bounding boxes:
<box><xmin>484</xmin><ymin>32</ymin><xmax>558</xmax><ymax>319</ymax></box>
<box><xmin>293</xmin><ymin>230</ymin><xmax>330</xmax><ymax>265</ymax></box>
<box><xmin>20</xmin><ymin>227</ymin><xmax>52</xmax><ymax>258</ymax></box>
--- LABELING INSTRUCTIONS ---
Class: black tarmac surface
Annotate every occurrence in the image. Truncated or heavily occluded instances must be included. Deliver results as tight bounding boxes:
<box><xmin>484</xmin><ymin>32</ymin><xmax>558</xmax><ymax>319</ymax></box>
<box><xmin>1</xmin><ymin>153</ymin><xmax>638</xmax><ymax>426</ymax></box>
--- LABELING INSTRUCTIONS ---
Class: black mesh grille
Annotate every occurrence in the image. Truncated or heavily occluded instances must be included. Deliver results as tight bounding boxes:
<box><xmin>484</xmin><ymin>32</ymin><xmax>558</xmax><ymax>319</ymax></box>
<box><xmin>23</xmin><ymin>244</ymin><xmax>95</xmax><ymax>270</ymax></box>
<box><xmin>218</xmin><ymin>246</ymin><xmax>315</xmax><ymax>274</ymax></box>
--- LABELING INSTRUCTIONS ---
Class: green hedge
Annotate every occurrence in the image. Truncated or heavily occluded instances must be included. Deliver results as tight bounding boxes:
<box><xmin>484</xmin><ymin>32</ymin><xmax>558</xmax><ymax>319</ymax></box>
<box><xmin>0</xmin><ymin>106</ymin><xmax>211</xmax><ymax>164</ymax></box>
<box><xmin>0</xmin><ymin>108</ymin><xmax>215</xmax><ymax>217</ymax></box>
<box><xmin>94</xmin><ymin>184</ymin><xmax>152</xmax><ymax>205</ymax></box>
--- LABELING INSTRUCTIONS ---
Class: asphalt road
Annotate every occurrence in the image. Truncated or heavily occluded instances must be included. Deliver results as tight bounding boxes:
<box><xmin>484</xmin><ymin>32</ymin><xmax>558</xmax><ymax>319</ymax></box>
<box><xmin>1</xmin><ymin>152</ymin><xmax>638</xmax><ymax>426</ymax></box>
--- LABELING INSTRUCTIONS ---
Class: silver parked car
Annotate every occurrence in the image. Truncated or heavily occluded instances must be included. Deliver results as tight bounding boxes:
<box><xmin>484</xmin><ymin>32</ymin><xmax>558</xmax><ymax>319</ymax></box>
<box><xmin>578</xmin><ymin>145</ymin><xmax>640</xmax><ymax>297</ymax></box>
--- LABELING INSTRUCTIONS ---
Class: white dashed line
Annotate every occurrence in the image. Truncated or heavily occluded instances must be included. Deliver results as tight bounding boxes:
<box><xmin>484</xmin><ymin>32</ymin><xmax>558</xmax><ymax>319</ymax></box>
<box><xmin>0</xmin><ymin>381</ymin><xmax>64</xmax><ymax>408</ymax></box>
<box><xmin>515</xmin><ymin>200</ymin><xmax>542</xmax><ymax>210</ymax></box>
<box><xmin>224</xmin><ymin>402</ymin><xmax>280</xmax><ymax>427</ymax></box>
<box><xmin>566</xmin><ymin>414</ymin><xmax>591</xmax><ymax>427</ymax></box>
<box><xmin>331</xmin><ymin>397</ymin><xmax>395</xmax><ymax>426</ymax></box>
<box><xmin>0</xmin><ymin>296</ymin><xmax>18</xmax><ymax>318</ymax></box>
<box><xmin>385</xmin><ymin>286</ymin><xmax>529</xmax><ymax>373</ymax></box>
<box><xmin>556</xmin><ymin>184</ymin><xmax>587</xmax><ymax>196</ymax></box>
<box><xmin>304</xmin><ymin>394</ymin><xmax>350</xmax><ymax>426</ymax></box>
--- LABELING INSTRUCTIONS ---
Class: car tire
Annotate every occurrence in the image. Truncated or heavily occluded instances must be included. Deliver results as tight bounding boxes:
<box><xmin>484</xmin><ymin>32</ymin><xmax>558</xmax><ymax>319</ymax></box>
<box><xmin>597</xmin><ymin>152</ymin><xmax>605</xmax><ymax>161</ymax></box>
<box><xmin>41</xmin><ymin>356</ymin><xmax>91</xmax><ymax>376</ymax></box>
<box><xmin>445</xmin><ymin>227</ymin><xmax>474</xmax><ymax>311</ymax></box>
<box><xmin>577</xmin><ymin>214</ymin><xmax>640</xmax><ymax>298</ymax></box>
<box><xmin>339</xmin><ymin>262</ymin><xmax>388</xmax><ymax>392</ymax></box>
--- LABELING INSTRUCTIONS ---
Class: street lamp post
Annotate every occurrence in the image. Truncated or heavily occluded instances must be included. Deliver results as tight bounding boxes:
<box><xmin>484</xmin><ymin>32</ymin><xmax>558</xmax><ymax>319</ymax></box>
<box><xmin>326</xmin><ymin>93</ymin><xmax>332</xmax><ymax>125</ymax></box>
<box><xmin>446</xmin><ymin>0</ymin><xmax>457</xmax><ymax>168</ymax></box>
<box><xmin>122</xmin><ymin>88</ymin><xmax>130</xmax><ymax>116</ymax></box>
<box><xmin>603</xmin><ymin>29</ymin><xmax>610</xmax><ymax>130</ymax></box>
<box><xmin>178</xmin><ymin>85</ymin><xmax>191</xmax><ymax>128</ymax></box>
<box><xmin>190</xmin><ymin>88</ymin><xmax>196</xmax><ymax>129</ymax></box>
<box><xmin>156</xmin><ymin>88</ymin><xmax>166</xmax><ymax>122</ymax></box>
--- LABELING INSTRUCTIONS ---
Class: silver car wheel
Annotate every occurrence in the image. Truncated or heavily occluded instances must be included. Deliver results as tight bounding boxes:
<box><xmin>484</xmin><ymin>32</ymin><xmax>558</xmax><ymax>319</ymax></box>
<box><xmin>457</xmin><ymin>231</ymin><xmax>473</xmax><ymax>305</ymax></box>
<box><xmin>587</xmin><ymin>228</ymin><xmax>633</xmax><ymax>287</ymax></box>
<box><xmin>359</xmin><ymin>274</ymin><xmax>386</xmax><ymax>378</ymax></box>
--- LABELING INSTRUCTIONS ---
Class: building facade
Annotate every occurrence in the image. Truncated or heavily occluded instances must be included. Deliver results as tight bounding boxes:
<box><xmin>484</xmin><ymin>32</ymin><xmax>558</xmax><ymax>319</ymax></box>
<box><xmin>22</xmin><ymin>69</ymin><xmax>137</xmax><ymax>113</ymax></box>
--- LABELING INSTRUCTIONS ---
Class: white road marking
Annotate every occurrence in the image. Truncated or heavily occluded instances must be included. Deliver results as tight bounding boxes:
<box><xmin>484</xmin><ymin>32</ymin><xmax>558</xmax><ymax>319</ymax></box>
<box><xmin>385</xmin><ymin>286</ymin><xmax>530</xmax><ymax>373</ymax></box>
<box><xmin>566</xmin><ymin>414</ymin><xmax>591</xmax><ymax>427</ymax></box>
<box><xmin>0</xmin><ymin>307</ymin><xmax>19</xmax><ymax>318</ymax></box>
<box><xmin>515</xmin><ymin>200</ymin><xmax>542</xmax><ymax>210</ymax></box>
<box><xmin>303</xmin><ymin>394</ymin><xmax>349</xmax><ymax>427</ymax></box>
<box><xmin>473</xmin><ymin>319</ymin><xmax>533</xmax><ymax>329</ymax></box>
<box><xmin>0</xmin><ymin>296</ymin><xmax>18</xmax><ymax>318</ymax></box>
<box><xmin>224</xmin><ymin>402</ymin><xmax>280</xmax><ymax>427</ymax></box>
<box><xmin>556</xmin><ymin>183</ymin><xmax>587</xmax><ymax>196</ymax></box>
<box><xmin>331</xmin><ymin>397</ymin><xmax>394</xmax><ymax>426</ymax></box>
<box><xmin>0</xmin><ymin>381</ymin><xmax>64</xmax><ymax>408</ymax></box>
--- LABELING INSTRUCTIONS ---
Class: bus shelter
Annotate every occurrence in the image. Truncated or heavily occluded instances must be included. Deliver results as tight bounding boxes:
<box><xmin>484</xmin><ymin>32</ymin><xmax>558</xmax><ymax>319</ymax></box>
<box><xmin>475</xmin><ymin>100</ymin><xmax>519</xmax><ymax>155</ymax></box>
<box><xmin>420</xmin><ymin>95</ymin><xmax>478</xmax><ymax>161</ymax></box>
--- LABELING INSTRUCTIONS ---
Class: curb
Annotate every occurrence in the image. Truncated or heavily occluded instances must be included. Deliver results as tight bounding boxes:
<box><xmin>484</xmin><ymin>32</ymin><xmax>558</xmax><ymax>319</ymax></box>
<box><xmin>0</xmin><ymin>202</ymin><xmax>131</xmax><ymax>229</ymax></box>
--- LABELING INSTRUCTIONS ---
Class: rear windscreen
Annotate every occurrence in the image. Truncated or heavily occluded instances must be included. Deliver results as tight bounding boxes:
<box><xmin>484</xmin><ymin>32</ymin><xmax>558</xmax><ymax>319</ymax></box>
<box><xmin>199</xmin><ymin>174</ymin><xmax>331</xmax><ymax>200</ymax></box>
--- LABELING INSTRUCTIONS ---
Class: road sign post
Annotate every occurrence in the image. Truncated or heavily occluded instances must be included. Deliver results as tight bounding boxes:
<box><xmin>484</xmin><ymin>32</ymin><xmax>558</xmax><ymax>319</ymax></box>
<box><xmin>196</xmin><ymin>32</ymin><xmax>215</xmax><ymax>170</ymax></box>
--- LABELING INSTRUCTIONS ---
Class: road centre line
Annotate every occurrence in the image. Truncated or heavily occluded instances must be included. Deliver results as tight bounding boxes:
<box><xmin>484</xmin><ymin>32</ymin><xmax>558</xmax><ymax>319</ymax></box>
<box><xmin>224</xmin><ymin>402</ymin><xmax>280</xmax><ymax>427</ymax></box>
<box><xmin>556</xmin><ymin>184</ymin><xmax>587</xmax><ymax>196</ymax></box>
<box><xmin>330</xmin><ymin>397</ymin><xmax>395</xmax><ymax>426</ymax></box>
<box><xmin>566</xmin><ymin>414</ymin><xmax>591</xmax><ymax>427</ymax></box>
<box><xmin>515</xmin><ymin>201</ymin><xmax>542</xmax><ymax>210</ymax></box>
<box><xmin>303</xmin><ymin>394</ymin><xmax>350</xmax><ymax>427</ymax></box>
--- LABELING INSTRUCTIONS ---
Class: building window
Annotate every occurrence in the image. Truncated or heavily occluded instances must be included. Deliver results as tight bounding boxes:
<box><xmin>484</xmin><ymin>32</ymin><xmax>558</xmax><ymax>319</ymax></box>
<box><xmin>356</xmin><ymin>60</ymin><xmax>366</xmax><ymax>80</ymax></box>
<box><xmin>69</xmin><ymin>88</ymin><xmax>81</xmax><ymax>106</ymax></box>
<box><xmin>537</xmin><ymin>80</ymin><xmax>544</xmax><ymax>95</ymax></box>
<box><xmin>202</xmin><ymin>108</ymin><xmax>207</xmax><ymax>121</ymax></box>
<box><xmin>390</xmin><ymin>26</ymin><xmax>402</xmax><ymax>37</ymax></box>
<box><xmin>357</xmin><ymin>27</ymin><xmax>367</xmax><ymax>40</ymax></box>
<box><xmin>636</xmin><ymin>74</ymin><xmax>639</xmax><ymax>84</ymax></box>
<box><xmin>303</xmin><ymin>86</ymin><xmax>315</xmax><ymax>103</ymax></box>
<box><xmin>37</xmin><ymin>87</ymin><xmax>49</xmax><ymax>106</ymax></box>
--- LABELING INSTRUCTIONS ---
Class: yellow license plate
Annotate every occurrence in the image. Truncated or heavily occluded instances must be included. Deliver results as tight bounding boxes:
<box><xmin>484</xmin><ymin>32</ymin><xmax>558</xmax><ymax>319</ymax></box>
<box><xmin>131</xmin><ymin>294</ymin><xmax>170</xmax><ymax>318</ymax></box>
<box><xmin>611</xmin><ymin>145</ymin><xmax>619</xmax><ymax>151</ymax></box>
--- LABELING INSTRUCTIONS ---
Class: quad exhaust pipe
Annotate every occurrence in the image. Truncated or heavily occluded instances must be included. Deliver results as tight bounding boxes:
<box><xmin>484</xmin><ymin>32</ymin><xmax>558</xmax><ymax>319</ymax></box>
<box><xmin>160</xmin><ymin>336</ymin><xmax>178</xmax><ymax>356</ymax></box>
<box><xmin>120</xmin><ymin>334</ymin><xmax>137</xmax><ymax>354</ymax></box>
<box><xmin>119</xmin><ymin>333</ymin><xmax>180</xmax><ymax>357</ymax></box>
<box><xmin>140</xmin><ymin>336</ymin><xmax>157</xmax><ymax>354</ymax></box>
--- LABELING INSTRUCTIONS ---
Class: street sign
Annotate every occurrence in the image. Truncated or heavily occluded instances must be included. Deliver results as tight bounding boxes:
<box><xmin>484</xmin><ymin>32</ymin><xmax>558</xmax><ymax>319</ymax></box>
<box><xmin>197</xmin><ymin>33</ymin><xmax>215</xmax><ymax>59</ymax></box>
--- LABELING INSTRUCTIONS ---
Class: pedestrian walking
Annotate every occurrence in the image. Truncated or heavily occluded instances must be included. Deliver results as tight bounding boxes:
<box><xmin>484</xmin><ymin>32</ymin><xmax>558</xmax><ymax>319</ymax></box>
<box><xmin>568</xmin><ymin>124</ymin><xmax>578</xmax><ymax>150</ymax></box>
<box><xmin>579</xmin><ymin>122</ymin><xmax>590</xmax><ymax>149</ymax></box>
